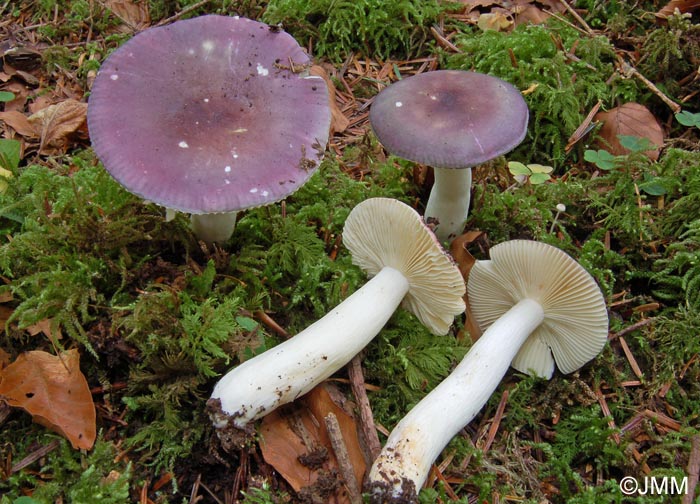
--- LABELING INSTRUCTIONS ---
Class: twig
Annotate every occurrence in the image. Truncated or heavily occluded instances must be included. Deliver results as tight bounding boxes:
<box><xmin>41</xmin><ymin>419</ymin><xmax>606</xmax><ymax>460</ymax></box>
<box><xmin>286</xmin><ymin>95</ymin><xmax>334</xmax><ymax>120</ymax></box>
<box><xmin>619</xmin><ymin>60</ymin><xmax>682</xmax><ymax>113</ymax></box>
<box><xmin>347</xmin><ymin>355</ymin><xmax>382</xmax><ymax>461</ymax></box>
<box><xmin>154</xmin><ymin>0</ymin><xmax>212</xmax><ymax>27</ymax></box>
<box><xmin>610</xmin><ymin>318</ymin><xmax>656</xmax><ymax>340</ymax></box>
<box><xmin>618</xmin><ymin>336</ymin><xmax>644</xmax><ymax>379</ymax></box>
<box><xmin>683</xmin><ymin>435</ymin><xmax>700</xmax><ymax>504</ymax></box>
<box><xmin>324</xmin><ymin>413</ymin><xmax>363</xmax><ymax>504</ymax></box>
<box><xmin>483</xmin><ymin>389</ymin><xmax>509</xmax><ymax>452</ymax></box>
<box><xmin>11</xmin><ymin>439</ymin><xmax>60</xmax><ymax>474</ymax></box>
<box><xmin>558</xmin><ymin>0</ymin><xmax>594</xmax><ymax>34</ymax></box>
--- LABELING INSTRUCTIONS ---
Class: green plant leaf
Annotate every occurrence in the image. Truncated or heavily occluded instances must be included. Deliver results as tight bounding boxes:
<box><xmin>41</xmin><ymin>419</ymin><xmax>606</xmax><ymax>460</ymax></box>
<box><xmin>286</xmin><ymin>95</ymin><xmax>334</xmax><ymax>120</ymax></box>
<box><xmin>584</xmin><ymin>149</ymin><xmax>617</xmax><ymax>170</ymax></box>
<box><xmin>528</xmin><ymin>163</ymin><xmax>554</xmax><ymax>174</ymax></box>
<box><xmin>529</xmin><ymin>172</ymin><xmax>552</xmax><ymax>184</ymax></box>
<box><xmin>618</xmin><ymin>134</ymin><xmax>654</xmax><ymax>153</ymax></box>
<box><xmin>0</xmin><ymin>138</ymin><xmax>21</xmax><ymax>172</ymax></box>
<box><xmin>675</xmin><ymin>110</ymin><xmax>700</xmax><ymax>128</ymax></box>
<box><xmin>0</xmin><ymin>91</ymin><xmax>15</xmax><ymax>102</ymax></box>
<box><xmin>507</xmin><ymin>161</ymin><xmax>531</xmax><ymax>176</ymax></box>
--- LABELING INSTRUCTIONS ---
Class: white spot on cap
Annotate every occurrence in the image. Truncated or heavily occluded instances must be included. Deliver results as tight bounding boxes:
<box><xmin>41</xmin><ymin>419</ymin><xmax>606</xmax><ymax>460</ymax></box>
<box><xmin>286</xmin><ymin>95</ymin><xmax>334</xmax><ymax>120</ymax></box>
<box><xmin>256</xmin><ymin>63</ymin><xmax>269</xmax><ymax>76</ymax></box>
<box><xmin>178</xmin><ymin>141</ymin><xmax>189</xmax><ymax>149</ymax></box>
<box><xmin>262</xmin><ymin>191</ymin><xmax>269</xmax><ymax>197</ymax></box>
<box><xmin>250</xmin><ymin>188</ymin><xmax>258</xmax><ymax>193</ymax></box>
<box><xmin>225</xmin><ymin>179</ymin><xmax>231</xmax><ymax>184</ymax></box>
<box><xmin>202</xmin><ymin>40</ymin><xmax>215</xmax><ymax>52</ymax></box>
<box><xmin>429</xmin><ymin>95</ymin><xmax>437</xmax><ymax>100</ymax></box>
<box><xmin>203</xmin><ymin>98</ymin><xmax>210</xmax><ymax>103</ymax></box>
<box><xmin>110</xmin><ymin>74</ymin><xmax>119</xmax><ymax>81</ymax></box>
<box><xmin>225</xmin><ymin>166</ymin><xmax>231</xmax><ymax>173</ymax></box>
<box><xmin>395</xmin><ymin>101</ymin><xmax>403</xmax><ymax>107</ymax></box>
<box><xmin>188</xmin><ymin>48</ymin><xmax>195</xmax><ymax>55</ymax></box>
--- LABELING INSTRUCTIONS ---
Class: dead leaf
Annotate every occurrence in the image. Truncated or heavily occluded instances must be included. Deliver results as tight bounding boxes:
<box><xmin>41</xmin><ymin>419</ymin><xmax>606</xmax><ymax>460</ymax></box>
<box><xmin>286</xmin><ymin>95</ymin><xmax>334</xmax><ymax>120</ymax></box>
<box><xmin>477</xmin><ymin>11</ymin><xmax>513</xmax><ymax>31</ymax></box>
<box><xmin>0</xmin><ymin>349</ymin><xmax>96</xmax><ymax>449</ymax></box>
<box><xmin>260</xmin><ymin>384</ymin><xmax>365</xmax><ymax>501</ymax></box>
<box><xmin>450</xmin><ymin>231</ymin><xmax>484</xmax><ymax>342</ymax></box>
<box><xmin>27</xmin><ymin>99</ymin><xmax>88</xmax><ymax>154</ymax></box>
<box><xmin>26</xmin><ymin>318</ymin><xmax>63</xmax><ymax>343</ymax></box>
<box><xmin>0</xmin><ymin>348</ymin><xmax>10</xmax><ymax>369</ymax></box>
<box><xmin>0</xmin><ymin>110</ymin><xmax>37</xmax><ymax>137</ymax></box>
<box><xmin>594</xmin><ymin>103</ymin><xmax>664</xmax><ymax>160</ymax></box>
<box><xmin>310</xmin><ymin>65</ymin><xmax>349</xmax><ymax>136</ymax></box>
<box><xmin>102</xmin><ymin>0</ymin><xmax>151</xmax><ymax>31</ymax></box>
<box><xmin>656</xmin><ymin>0</ymin><xmax>700</xmax><ymax>19</ymax></box>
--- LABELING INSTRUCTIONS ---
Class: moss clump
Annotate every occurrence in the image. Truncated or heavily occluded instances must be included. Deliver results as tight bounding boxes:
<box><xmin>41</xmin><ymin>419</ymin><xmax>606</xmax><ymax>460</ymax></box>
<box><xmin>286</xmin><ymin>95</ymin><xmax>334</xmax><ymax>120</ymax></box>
<box><xmin>262</xmin><ymin>0</ymin><xmax>448</xmax><ymax>61</ymax></box>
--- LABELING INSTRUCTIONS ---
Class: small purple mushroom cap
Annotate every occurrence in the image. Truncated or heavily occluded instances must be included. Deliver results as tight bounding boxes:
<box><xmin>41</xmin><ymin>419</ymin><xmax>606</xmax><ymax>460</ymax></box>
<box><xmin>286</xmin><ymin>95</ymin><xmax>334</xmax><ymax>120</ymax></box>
<box><xmin>369</xmin><ymin>70</ymin><xmax>528</xmax><ymax>168</ymax></box>
<box><xmin>88</xmin><ymin>15</ymin><xmax>331</xmax><ymax>214</ymax></box>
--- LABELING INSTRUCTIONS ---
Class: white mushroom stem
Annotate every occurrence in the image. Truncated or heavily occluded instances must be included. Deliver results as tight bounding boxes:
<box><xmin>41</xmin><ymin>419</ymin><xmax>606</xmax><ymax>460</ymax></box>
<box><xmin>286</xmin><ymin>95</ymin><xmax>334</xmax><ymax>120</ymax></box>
<box><xmin>190</xmin><ymin>212</ymin><xmax>239</xmax><ymax>244</ymax></box>
<box><xmin>369</xmin><ymin>298</ymin><xmax>545</xmax><ymax>498</ymax></box>
<box><xmin>424</xmin><ymin>167</ymin><xmax>472</xmax><ymax>242</ymax></box>
<box><xmin>211</xmin><ymin>266</ymin><xmax>410</xmax><ymax>429</ymax></box>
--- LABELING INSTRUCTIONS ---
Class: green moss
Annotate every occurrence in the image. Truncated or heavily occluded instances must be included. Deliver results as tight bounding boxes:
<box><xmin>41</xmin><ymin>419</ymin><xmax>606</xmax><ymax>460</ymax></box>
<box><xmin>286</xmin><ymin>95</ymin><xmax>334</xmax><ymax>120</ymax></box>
<box><xmin>0</xmin><ymin>438</ymin><xmax>132</xmax><ymax>503</ymax></box>
<box><xmin>262</xmin><ymin>0</ymin><xmax>450</xmax><ymax>61</ymax></box>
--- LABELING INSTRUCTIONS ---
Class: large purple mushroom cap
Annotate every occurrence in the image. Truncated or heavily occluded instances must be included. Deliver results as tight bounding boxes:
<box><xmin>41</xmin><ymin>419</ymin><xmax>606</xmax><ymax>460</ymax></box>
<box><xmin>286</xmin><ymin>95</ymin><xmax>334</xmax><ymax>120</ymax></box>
<box><xmin>369</xmin><ymin>70</ymin><xmax>528</xmax><ymax>169</ymax></box>
<box><xmin>88</xmin><ymin>15</ymin><xmax>331</xmax><ymax>214</ymax></box>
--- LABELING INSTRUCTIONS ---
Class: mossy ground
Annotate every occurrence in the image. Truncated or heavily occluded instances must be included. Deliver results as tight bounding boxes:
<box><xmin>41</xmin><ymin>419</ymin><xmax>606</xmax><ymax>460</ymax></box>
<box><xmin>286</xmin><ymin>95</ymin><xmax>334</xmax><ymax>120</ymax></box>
<box><xmin>1</xmin><ymin>0</ymin><xmax>699</xmax><ymax>502</ymax></box>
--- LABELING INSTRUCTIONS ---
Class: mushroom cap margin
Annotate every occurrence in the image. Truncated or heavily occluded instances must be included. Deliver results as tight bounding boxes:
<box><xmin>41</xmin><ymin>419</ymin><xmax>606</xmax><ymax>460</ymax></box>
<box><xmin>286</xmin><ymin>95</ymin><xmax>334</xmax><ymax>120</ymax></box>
<box><xmin>467</xmin><ymin>240</ymin><xmax>608</xmax><ymax>378</ymax></box>
<box><xmin>342</xmin><ymin>197</ymin><xmax>466</xmax><ymax>335</ymax></box>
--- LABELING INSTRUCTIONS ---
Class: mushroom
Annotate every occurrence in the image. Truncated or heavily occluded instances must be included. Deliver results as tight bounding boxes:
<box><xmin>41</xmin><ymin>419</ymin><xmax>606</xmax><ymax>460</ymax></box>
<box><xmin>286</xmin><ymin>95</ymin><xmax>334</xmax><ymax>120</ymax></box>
<box><xmin>369</xmin><ymin>70</ymin><xmax>529</xmax><ymax>242</ymax></box>
<box><xmin>368</xmin><ymin>240</ymin><xmax>609</xmax><ymax>501</ymax></box>
<box><xmin>208</xmin><ymin>197</ymin><xmax>465</xmax><ymax>435</ymax></box>
<box><xmin>87</xmin><ymin>15</ymin><xmax>331</xmax><ymax>243</ymax></box>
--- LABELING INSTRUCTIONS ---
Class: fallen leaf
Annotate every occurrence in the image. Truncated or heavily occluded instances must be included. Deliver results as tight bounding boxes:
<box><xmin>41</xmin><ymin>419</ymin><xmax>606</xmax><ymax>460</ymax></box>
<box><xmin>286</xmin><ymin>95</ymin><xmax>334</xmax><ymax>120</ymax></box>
<box><xmin>27</xmin><ymin>99</ymin><xmax>88</xmax><ymax>154</ymax></box>
<box><xmin>594</xmin><ymin>103</ymin><xmax>664</xmax><ymax>160</ymax></box>
<box><xmin>26</xmin><ymin>318</ymin><xmax>63</xmax><ymax>343</ymax></box>
<box><xmin>656</xmin><ymin>0</ymin><xmax>700</xmax><ymax>19</ymax></box>
<box><xmin>0</xmin><ymin>349</ymin><xmax>96</xmax><ymax>449</ymax></box>
<box><xmin>260</xmin><ymin>384</ymin><xmax>365</xmax><ymax>502</ymax></box>
<box><xmin>450</xmin><ymin>231</ymin><xmax>484</xmax><ymax>342</ymax></box>
<box><xmin>310</xmin><ymin>65</ymin><xmax>349</xmax><ymax>136</ymax></box>
<box><xmin>103</xmin><ymin>0</ymin><xmax>151</xmax><ymax>31</ymax></box>
<box><xmin>477</xmin><ymin>11</ymin><xmax>513</xmax><ymax>31</ymax></box>
<box><xmin>0</xmin><ymin>110</ymin><xmax>36</xmax><ymax>137</ymax></box>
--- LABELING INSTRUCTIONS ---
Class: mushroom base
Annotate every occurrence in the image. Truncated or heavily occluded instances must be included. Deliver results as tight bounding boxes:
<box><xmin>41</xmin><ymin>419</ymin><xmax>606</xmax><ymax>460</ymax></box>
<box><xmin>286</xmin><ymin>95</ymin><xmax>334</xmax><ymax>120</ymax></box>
<box><xmin>366</xmin><ymin>479</ymin><xmax>418</xmax><ymax>504</ymax></box>
<box><xmin>206</xmin><ymin>397</ymin><xmax>256</xmax><ymax>452</ymax></box>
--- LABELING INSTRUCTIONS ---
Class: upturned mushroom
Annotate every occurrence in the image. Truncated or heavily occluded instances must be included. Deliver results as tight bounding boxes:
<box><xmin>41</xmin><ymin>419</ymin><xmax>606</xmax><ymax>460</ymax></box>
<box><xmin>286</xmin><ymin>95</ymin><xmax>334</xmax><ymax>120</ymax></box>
<box><xmin>368</xmin><ymin>240</ymin><xmax>609</xmax><ymax>501</ymax></box>
<box><xmin>208</xmin><ymin>198</ymin><xmax>465</xmax><ymax>436</ymax></box>
<box><xmin>87</xmin><ymin>15</ymin><xmax>331</xmax><ymax>243</ymax></box>
<box><xmin>370</xmin><ymin>70</ymin><xmax>529</xmax><ymax>242</ymax></box>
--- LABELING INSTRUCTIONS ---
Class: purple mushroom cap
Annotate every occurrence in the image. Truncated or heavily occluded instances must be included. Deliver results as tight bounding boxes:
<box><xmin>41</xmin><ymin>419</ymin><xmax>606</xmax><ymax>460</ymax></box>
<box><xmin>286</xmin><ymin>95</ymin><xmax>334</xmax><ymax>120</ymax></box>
<box><xmin>369</xmin><ymin>70</ymin><xmax>528</xmax><ymax>169</ymax></box>
<box><xmin>87</xmin><ymin>15</ymin><xmax>331</xmax><ymax>214</ymax></box>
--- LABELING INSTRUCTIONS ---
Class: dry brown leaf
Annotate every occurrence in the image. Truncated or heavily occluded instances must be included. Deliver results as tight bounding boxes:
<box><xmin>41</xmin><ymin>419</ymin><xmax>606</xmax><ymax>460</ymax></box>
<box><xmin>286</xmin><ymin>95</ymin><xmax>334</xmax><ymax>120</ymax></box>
<box><xmin>28</xmin><ymin>99</ymin><xmax>88</xmax><ymax>154</ymax></box>
<box><xmin>477</xmin><ymin>11</ymin><xmax>513</xmax><ymax>31</ymax></box>
<box><xmin>260</xmin><ymin>384</ymin><xmax>365</xmax><ymax>501</ymax></box>
<box><xmin>0</xmin><ymin>110</ymin><xmax>37</xmax><ymax>137</ymax></box>
<box><xmin>594</xmin><ymin>102</ymin><xmax>664</xmax><ymax>160</ymax></box>
<box><xmin>310</xmin><ymin>65</ymin><xmax>350</xmax><ymax>136</ymax></box>
<box><xmin>0</xmin><ymin>348</ymin><xmax>10</xmax><ymax>369</ymax></box>
<box><xmin>656</xmin><ymin>0</ymin><xmax>700</xmax><ymax>19</ymax></box>
<box><xmin>0</xmin><ymin>349</ymin><xmax>96</xmax><ymax>449</ymax></box>
<box><xmin>102</xmin><ymin>0</ymin><xmax>151</xmax><ymax>31</ymax></box>
<box><xmin>0</xmin><ymin>306</ymin><xmax>13</xmax><ymax>332</ymax></box>
<box><xmin>26</xmin><ymin>318</ymin><xmax>63</xmax><ymax>343</ymax></box>
<box><xmin>450</xmin><ymin>230</ymin><xmax>484</xmax><ymax>342</ymax></box>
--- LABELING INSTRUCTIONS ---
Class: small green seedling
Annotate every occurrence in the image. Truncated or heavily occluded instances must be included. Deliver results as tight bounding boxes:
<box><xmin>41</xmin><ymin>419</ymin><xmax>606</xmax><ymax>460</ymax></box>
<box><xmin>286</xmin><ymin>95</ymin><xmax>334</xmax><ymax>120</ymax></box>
<box><xmin>584</xmin><ymin>149</ymin><xmax>617</xmax><ymax>170</ymax></box>
<box><xmin>507</xmin><ymin>161</ymin><xmax>553</xmax><ymax>184</ymax></box>
<box><xmin>0</xmin><ymin>91</ymin><xmax>15</xmax><ymax>102</ymax></box>
<box><xmin>675</xmin><ymin>110</ymin><xmax>700</xmax><ymax>129</ymax></box>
